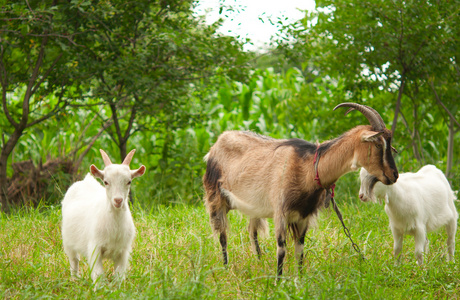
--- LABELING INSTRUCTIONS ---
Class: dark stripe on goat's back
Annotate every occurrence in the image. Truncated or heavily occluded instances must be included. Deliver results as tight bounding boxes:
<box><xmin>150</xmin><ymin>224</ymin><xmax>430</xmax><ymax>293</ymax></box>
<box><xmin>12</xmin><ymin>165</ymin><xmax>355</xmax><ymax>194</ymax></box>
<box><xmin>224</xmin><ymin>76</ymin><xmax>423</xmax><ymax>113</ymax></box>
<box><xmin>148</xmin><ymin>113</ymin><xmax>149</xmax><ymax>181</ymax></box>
<box><xmin>276</xmin><ymin>139</ymin><xmax>316</xmax><ymax>158</ymax></box>
<box><xmin>203</xmin><ymin>157</ymin><xmax>222</xmax><ymax>201</ymax></box>
<box><xmin>276</xmin><ymin>135</ymin><xmax>344</xmax><ymax>159</ymax></box>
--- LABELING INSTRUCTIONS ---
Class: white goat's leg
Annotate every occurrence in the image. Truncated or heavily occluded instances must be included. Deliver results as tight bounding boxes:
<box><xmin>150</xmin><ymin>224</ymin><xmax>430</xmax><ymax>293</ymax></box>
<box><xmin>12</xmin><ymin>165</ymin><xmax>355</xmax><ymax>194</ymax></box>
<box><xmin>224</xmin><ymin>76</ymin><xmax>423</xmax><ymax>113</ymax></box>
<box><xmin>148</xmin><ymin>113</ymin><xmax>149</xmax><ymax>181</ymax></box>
<box><xmin>114</xmin><ymin>251</ymin><xmax>130</xmax><ymax>281</ymax></box>
<box><xmin>293</xmin><ymin>218</ymin><xmax>309</xmax><ymax>273</ymax></box>
<box><xmin>391</xmin><ymin>226</ymin><xmax>404</xmax><ymax>264</ymax></box>
<box><xmin>274</xmin><ymin>212</ymin><xmax>287</xmax><ymax>277</ymax></box>
<box><xmin>446</xmin><ymin>219</ymin><xmax>457</xmax><ymax>262</ymax></box>
<box><xmin>89</xmin><ymin>247</ymin><xmax>104</xmax><ymax>282</ymax></box>
<box><xmin>414</xmin><ymin>228</ymin><xmax>426</xmax><ymax>265</ymax></box>
<box><xmin>65</xmin><ymin>248</ymin><xmax>79</xmax><ymax>277</ymax></box>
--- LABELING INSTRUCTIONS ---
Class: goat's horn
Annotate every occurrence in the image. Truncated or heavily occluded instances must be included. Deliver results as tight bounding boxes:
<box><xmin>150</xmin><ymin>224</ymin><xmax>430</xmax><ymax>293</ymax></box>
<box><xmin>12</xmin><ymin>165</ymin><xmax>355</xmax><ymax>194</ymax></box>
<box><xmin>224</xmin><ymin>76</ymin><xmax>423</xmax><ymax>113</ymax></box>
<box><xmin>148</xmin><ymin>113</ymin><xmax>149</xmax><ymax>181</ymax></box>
<box><xmin>99</xmin><ymin>149</ymin><xmax>113</xmax><ymax>166</ymax></box>
<box><xmin>122</xmin><ymin>149</ymin><xmax>136</xmax><ymax>166</ymax></box>
<box><xmin>333</xmin><ymin>102</ymin><xmax>386</xmax><ymax>131</ymax></box>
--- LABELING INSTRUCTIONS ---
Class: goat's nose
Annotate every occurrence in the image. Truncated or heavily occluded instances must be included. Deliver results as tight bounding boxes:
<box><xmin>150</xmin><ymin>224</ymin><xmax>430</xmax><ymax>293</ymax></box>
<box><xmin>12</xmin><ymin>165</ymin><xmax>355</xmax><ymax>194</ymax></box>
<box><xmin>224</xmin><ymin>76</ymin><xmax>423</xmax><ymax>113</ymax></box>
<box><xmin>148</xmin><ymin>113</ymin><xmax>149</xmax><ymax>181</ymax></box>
<box><xmin>114</xmin><ymin>198</ymin><xmax>123</xmax><ymax>207</ymax></box>
<box><xmin>359</xmin><ymin>193</ymin><xmax>364</xmax><ymax>200</ymax></box>
<box><xmin>393</xmin><ymin>171</ymin><xmax>399</xmax><ymax>181</ymax></box>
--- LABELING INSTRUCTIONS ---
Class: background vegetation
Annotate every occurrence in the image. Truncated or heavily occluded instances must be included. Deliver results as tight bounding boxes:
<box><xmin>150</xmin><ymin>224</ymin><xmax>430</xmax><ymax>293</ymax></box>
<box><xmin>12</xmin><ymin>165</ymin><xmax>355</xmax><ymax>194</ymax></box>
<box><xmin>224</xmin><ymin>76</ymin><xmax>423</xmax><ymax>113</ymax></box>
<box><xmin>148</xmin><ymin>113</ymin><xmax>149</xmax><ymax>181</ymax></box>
<box><xmin>1</xmin><ymin>0</ymin><xmax>460</xmax><ymax>297</ymax></box>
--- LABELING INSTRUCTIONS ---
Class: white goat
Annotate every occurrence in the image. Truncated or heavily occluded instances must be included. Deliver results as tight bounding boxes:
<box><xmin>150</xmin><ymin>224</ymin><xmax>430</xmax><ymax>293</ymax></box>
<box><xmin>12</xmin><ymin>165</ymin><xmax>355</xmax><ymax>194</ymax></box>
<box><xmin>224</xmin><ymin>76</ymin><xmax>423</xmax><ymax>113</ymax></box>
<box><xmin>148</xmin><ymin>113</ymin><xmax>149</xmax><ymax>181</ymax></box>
<box><xmin>359</xmin><ymin>165</ymin><xmax>458</xmax><ymax>265</ymax></box>
<box><xmin>61</xmin><ymin>149</ymin><xmax>145</xmax><ymax>282</ymax></box>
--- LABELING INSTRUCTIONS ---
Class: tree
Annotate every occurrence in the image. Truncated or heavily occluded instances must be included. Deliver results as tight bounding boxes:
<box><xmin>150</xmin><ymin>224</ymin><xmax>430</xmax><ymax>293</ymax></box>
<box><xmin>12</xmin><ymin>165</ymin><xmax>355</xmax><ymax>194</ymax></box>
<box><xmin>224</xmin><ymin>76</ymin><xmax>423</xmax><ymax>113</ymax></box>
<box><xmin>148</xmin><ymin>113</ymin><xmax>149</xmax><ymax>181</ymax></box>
<box><xmin>74</xmin><ymin>0</ymin><xmax>249</xmax><ymax>162</ymax></box>
<box><xmin>279</xmin><ymin>0</ymin><xmax>460</xmax><ymax>174</ymax></box>
<box><xmin>0</xmin><ymin>0</ymin><xmax>93</xmax><ymax>211</ymax></box>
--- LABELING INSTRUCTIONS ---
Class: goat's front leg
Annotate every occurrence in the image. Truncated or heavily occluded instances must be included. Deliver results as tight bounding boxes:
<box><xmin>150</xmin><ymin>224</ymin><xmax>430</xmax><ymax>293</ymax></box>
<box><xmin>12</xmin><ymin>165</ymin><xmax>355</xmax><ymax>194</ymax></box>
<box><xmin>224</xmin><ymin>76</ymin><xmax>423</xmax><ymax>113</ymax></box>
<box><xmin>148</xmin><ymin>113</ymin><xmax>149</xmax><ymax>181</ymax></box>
<box><xmin>391</xmin><ymin>225</ymin><xmax>404</xmax><ymax>264</ymax></box>
<box><xmin>293</xmin><ymin>219</ymin><xmax>309</xmax><ymax>273</ymax></box>
<box><xmin>274</xmin><ymin>213</ymin><xmax>287</xmax><ymax>277</ymax></box>
<box><xmin>114</xmin><ymin>251</ymin><xmax>130</xmax><ymax>281</ymax></box>
<box><xmin>89</xmin><ymin>246</ymin><xmax>104</xmax><ymax>282</ymax></box>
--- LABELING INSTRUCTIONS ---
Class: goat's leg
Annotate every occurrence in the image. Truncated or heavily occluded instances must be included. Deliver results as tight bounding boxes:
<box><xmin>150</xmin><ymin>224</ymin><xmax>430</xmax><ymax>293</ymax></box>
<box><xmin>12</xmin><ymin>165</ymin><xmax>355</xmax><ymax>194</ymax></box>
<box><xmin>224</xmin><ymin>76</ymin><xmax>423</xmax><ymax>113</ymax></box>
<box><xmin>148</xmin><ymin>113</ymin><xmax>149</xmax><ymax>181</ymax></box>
<box><xmin>248</xmin><ymin>218</ymin><xmax>268</xmax><ymax>258</ymax></box>
<box><xmin>205</xmin><ymin>190</ymin><xmax>230</xmax><ymax>265</ymax></box>
<box><xmin>219</xmin><ymin>231</ymin><xmax>228</xmax><ymax>265</ymax></box>
<box><xmin>114</xmin><ymin>251</ymin><xmax>130</xmax><ymax>281</ymax></box>
<box><xmin>274</xmin><ymin>213</ymin><xmax>287</xmax><ymax>277</ymax></box>
<box><xmin>391</xmin><ymin>226</ymin><xmax>404</xmax><ymax>264</ymax></box>
<box><xmin>292</xmin><ymin>219</ymin><xmax>309</xmax><ymax>273</ymax></box>
<box><xmin>65</xmin><ymin>248</ymin><xmax>79</xmax><ymax>277</ymax></box>
<box><xmin>414</xmin><ymin>228</ymin><xmax>426</xmax><ymax>265</ymax></box>
<box><xmin>446</xmin><ymin>219</ymin><xmax>457</xmax><ymax>262</ymax></box>
<box><xmin>89</xmin><ymin>246</ymin><xmax>104</xmax><ymax>282</ymax></box>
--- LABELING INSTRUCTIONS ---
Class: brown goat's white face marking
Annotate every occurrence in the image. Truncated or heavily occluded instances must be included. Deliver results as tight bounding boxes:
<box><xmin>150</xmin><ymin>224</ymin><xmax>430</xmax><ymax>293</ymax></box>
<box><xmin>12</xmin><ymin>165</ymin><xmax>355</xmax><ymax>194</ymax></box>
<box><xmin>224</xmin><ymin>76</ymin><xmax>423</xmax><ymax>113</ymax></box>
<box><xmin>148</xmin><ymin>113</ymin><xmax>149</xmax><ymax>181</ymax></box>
<box><xmin>357</xmin><ymin>128</ymin><xmax>398</xmax><ymax>185</ymax></box>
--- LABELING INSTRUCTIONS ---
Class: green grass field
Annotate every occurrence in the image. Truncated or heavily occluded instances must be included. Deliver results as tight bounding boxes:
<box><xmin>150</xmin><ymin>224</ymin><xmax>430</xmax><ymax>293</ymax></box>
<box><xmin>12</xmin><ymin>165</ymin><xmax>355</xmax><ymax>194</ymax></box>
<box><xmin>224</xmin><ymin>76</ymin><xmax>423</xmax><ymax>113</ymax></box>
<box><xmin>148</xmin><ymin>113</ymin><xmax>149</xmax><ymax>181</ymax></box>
<box><xmin>1</xmin><ymin>196</ymin><xmax>460</xmax><ymax>299</ymax></box>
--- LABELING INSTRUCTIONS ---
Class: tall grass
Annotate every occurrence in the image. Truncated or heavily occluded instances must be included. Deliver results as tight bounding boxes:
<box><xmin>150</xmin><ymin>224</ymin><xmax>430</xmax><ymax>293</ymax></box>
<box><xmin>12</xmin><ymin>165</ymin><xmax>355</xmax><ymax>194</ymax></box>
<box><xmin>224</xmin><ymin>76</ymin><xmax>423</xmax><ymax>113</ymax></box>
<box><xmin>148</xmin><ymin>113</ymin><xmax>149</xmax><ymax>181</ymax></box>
<box><xmin>1</xmin><ymin>197</ymin><xmax>460</xmax><ymax>299</ymax></box>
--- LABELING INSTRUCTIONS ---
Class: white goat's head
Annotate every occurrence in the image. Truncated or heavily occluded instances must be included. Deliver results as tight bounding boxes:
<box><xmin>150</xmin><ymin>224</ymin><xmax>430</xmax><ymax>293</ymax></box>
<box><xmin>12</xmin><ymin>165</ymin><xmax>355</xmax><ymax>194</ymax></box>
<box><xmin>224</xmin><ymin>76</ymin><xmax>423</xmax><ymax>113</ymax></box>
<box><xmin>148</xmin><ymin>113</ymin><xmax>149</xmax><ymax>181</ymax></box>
<box><xmin>358</xmin><ymin>167</ymin><xmax>380</xmax><ymax>203</ymax></box>
<box><xmin>90</xmin><ymin>149</ymin><xmax>146</xmax><ymax>209</ymax></box>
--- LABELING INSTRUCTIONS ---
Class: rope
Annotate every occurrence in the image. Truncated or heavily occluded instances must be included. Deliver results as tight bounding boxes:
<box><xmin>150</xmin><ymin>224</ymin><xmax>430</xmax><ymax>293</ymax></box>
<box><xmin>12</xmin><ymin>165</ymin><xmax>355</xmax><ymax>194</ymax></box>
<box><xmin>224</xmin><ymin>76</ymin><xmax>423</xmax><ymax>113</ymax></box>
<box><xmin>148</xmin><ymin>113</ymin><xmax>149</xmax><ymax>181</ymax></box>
<box><xmin>314</xmin><ymin>145</ymin><xmax>365</xmax><ymax>261</ymax></box>
<box><xmin>331</xmin><ymin>195</ymin><xmax>366</xmax><ymax>261</ymax></box>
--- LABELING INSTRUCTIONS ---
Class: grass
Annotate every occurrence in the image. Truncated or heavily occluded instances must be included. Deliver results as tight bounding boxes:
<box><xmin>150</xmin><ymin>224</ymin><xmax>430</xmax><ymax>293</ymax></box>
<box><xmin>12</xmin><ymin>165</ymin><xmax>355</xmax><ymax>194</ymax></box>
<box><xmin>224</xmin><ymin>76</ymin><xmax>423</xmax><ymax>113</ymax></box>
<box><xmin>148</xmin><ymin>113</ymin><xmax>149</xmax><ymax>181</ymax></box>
<box><xmin>1</xmin><ymin>196</ymin><xmax>460</xmax><ymax>299</ymax></box>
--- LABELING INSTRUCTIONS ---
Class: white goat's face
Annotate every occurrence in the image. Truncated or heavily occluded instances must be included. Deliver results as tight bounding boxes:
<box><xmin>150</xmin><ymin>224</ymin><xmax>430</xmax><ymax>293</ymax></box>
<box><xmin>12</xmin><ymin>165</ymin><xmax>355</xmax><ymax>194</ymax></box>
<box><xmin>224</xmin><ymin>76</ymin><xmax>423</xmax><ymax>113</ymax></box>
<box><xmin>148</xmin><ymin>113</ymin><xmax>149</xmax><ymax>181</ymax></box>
<box><xmin>101</xmin><ymin>165</ymin><xmax>132</xmax><ymax>209</ymax></box>
<box><xmin>358</xmin><ymin>167</ymin><xmax>378</xmax><ymax>203</ymax></box>
<box><xmin>90</xmin><ymin>149</ymin><xmax>146</xmax><ymax>209</ymax></box>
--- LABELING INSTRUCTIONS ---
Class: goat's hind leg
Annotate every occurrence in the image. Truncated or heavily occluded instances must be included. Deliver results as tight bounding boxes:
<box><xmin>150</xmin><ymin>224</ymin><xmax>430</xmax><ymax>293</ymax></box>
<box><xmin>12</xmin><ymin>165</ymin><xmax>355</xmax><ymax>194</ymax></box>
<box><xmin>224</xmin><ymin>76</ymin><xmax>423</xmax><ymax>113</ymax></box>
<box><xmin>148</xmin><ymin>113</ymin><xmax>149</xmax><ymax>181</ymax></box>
<box><xmin>414</xmin><ymin>228</ymin><xmax>426</xmax><ymax>265</ymax></box>
<box><xmin>205</xmin><ymin>194</ymin><xmax>230</xmax><ymax>265</ymax></box>
<box><xmin>65</xmin><ymin>248</ymin><xmax>80</xmax><ymax>278</ymax></box>
<box><xmin>248</xmin><ymin>218</ymin><xmax>268</xmax><ymax>258</ymax></box>
<box><xmin>274</xmin><ymin>213</ymin><xmax>287</xmax><ymax>277</ymax></box>
<box><xmin>446</xmin><ymin>218</ymin><xmax>457</xmax><ymax>262</ymax></box>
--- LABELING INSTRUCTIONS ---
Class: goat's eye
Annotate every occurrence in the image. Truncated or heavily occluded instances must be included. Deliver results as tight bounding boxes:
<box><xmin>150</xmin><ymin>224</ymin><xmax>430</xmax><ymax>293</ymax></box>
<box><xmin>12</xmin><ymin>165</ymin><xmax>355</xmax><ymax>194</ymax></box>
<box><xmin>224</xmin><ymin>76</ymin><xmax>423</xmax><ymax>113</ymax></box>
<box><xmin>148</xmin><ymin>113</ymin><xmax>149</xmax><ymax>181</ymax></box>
<box><xmin>104</xmin><ymin>181</ymin><xmax>109</xmax><ymax>186</ymax></box>
<box><xmin>375</xmin><ymin>143</ymin><xmax>382</xmax><ymax>149</ymax></box>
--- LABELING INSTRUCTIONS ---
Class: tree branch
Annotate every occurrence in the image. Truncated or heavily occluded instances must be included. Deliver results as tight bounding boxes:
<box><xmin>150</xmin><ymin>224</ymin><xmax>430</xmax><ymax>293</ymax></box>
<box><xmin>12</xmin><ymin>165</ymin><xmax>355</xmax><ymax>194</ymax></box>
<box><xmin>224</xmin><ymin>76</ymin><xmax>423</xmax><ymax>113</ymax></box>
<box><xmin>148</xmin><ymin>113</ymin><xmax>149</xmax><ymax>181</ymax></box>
<box><xmin>429</xmin><ymin>80</ymin><xmax>460</xmax><ymax>128</ymax></box>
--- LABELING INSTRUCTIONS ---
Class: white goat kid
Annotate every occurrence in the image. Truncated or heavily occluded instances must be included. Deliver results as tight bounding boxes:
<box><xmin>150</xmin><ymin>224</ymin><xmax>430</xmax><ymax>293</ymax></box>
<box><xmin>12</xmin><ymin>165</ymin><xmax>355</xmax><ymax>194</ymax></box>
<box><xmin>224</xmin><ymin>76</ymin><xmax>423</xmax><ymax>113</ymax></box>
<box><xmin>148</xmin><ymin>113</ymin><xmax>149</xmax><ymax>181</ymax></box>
<box><xmin>61</xmin><ymin>149</ymin><xmax>145</xmax><ymax>282</ymax></box>
<box><xmin>359</xmin><ymin>165</ymin><xmax>458</xmax><ymax>265</ymax></box>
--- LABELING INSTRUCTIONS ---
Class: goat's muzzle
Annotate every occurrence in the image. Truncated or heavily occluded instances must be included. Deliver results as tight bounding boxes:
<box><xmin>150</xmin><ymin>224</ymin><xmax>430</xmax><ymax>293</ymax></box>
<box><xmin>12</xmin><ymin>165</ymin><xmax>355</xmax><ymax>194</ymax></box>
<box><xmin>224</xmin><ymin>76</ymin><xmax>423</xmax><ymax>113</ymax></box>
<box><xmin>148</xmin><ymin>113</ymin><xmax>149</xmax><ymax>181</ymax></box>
<box><xmin>114</xmin><ymin>198</ymin><xmax>123</xmax><ymax>208</ymax></box>
<box><xmin>383</xmin><ymin>171</ymin><xmax>398</xmax><ymax>185</ymax></box>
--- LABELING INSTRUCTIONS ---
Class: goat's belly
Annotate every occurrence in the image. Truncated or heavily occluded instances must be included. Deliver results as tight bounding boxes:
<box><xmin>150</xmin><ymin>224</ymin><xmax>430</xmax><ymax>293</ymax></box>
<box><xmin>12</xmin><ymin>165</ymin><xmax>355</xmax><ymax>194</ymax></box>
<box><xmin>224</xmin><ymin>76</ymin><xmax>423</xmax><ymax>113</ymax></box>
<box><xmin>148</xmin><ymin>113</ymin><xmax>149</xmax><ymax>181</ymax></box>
<box><xmin>221</xmin><ymin>188</ymin><xmax>274</xmax><ymax>218</ymax></box>
<box><xmin>239</xmin><ymin>204</ymin><xmax>274</xmax><ymax>219</ymax></box>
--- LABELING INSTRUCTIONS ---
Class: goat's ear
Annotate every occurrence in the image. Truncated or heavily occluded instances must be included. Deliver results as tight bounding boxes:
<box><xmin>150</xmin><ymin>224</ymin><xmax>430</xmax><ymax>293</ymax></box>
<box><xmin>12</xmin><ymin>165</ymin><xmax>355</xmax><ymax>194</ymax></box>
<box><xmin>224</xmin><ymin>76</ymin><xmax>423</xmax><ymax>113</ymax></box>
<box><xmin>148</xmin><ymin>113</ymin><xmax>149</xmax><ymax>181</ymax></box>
<box><xmin>131</xmin><ymin>165</ymin><xmax>146</xmax><ymax>179</ymax></box>
<box><xmin>361</xmin><ymin>131</ymin><xmax>383</xmax><ymax>142</ymax></box>
<box><xmin>90</xmin><ymin>164</ymin><xmax>104</xmax><ymax>180</ymax></box>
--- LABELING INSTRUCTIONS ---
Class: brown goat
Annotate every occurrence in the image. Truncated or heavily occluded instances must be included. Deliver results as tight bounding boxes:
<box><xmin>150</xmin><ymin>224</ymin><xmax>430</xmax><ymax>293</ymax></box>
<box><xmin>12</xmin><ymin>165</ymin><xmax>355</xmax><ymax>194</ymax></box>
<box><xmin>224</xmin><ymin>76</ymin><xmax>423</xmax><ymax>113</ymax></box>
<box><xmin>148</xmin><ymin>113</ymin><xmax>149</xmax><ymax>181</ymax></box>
<box><xmin>203</xmin><ymin>103</ymin><xmax>398</xmax><ymax>276</ymax></box>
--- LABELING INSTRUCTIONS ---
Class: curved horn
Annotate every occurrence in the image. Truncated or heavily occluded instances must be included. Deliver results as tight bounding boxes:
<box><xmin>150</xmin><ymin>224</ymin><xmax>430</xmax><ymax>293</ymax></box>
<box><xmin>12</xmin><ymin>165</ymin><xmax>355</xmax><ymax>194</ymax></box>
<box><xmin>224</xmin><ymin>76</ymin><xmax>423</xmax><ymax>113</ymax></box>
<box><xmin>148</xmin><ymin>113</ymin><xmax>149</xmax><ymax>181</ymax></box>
<box><xmin>99</xmin><ymin>149</ymin><xmax>112</xmax><ymax>166</ymax></box>
<box><xmin>333</xmin><ymin>102</ymin><xmax>386</xmax><ymax>131</ymax></box>
<box><xmin>122</xmin><ymin>149</ymin><xmax>136</xmax><ymax>166</ymax></box>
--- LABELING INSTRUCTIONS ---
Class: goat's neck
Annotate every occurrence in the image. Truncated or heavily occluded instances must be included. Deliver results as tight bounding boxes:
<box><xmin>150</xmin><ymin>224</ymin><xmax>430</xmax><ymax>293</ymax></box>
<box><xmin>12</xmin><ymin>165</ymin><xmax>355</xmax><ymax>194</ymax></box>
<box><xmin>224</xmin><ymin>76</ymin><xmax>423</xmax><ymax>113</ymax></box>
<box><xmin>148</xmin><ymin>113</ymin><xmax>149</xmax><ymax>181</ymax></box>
<box><xmin>374</xmin><ymin>182</ymin><xmax>402</xmax><ymax>208</ymax></box>
<box><xmin>314</xmin><ymin>137</ymin><xmax>360</xmax><ymax>187</ymax></box>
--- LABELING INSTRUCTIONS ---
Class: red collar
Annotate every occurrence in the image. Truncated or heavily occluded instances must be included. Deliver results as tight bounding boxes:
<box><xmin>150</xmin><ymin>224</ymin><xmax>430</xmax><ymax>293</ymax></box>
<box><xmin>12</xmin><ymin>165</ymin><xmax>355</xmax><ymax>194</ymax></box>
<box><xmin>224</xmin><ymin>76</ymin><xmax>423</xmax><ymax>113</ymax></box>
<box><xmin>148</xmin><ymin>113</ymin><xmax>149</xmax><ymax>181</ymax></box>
<box><xmin>313</xmin><ymin>145</ymin><xmax>336</xmax><ymax>197</ymax></box>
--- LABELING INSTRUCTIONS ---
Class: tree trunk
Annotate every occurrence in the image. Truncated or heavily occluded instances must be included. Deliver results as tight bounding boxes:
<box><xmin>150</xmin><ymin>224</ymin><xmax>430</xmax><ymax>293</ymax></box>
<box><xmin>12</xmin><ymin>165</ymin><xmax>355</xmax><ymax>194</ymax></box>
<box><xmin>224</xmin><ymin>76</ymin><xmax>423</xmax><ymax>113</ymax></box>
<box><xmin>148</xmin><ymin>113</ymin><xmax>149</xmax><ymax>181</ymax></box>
<box><xmin>446</xmin><ymin>117</ymin><xmax>454</xmax><ymax>178</ymax></box>
<box><xmin>411</xmin><ymin>104</ymin><xmax>422</xmax><ymax>162</ymax></box>
<box><xmin>391</xmin><ymin>77</ymin><xmax>405</xmax><ymax>134</ymax></box>
<box><xmin>0</xmin><ymin>128</ymin><xmax>25</xmax><ymax>212</ymax></box>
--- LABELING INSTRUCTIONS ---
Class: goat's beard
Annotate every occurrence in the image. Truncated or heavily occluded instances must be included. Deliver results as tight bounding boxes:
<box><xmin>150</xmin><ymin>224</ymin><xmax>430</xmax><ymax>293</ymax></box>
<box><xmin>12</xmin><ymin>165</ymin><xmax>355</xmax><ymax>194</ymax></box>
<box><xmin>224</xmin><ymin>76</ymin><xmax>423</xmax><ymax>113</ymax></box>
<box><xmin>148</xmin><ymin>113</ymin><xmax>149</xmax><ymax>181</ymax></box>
<box><xmin>364</xmin><ymin>175</ymin><xmax>380</xmax><ymax>203</ymax></box>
